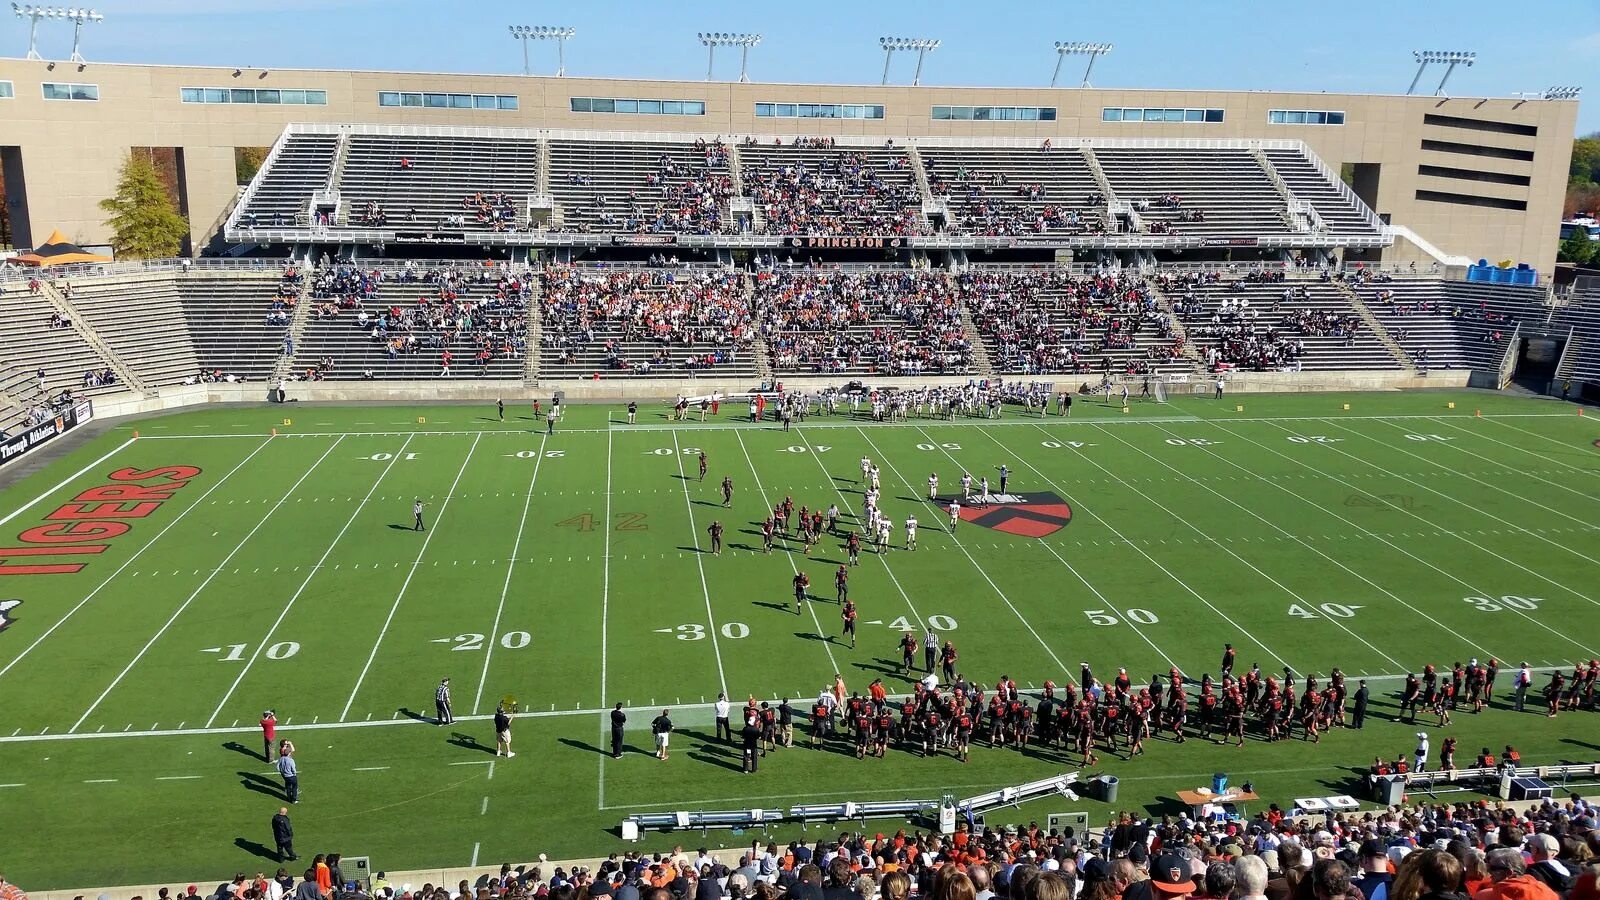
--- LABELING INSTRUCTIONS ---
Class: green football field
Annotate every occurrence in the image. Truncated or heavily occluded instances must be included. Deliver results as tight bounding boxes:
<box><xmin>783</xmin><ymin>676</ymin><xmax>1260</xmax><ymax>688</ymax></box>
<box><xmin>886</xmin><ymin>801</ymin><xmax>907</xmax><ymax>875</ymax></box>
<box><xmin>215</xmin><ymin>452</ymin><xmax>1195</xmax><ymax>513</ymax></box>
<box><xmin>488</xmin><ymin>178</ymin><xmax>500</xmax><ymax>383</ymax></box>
<box><xmin>2</xmin><ymin>389</ymin><xmax>1599</xmax><ymax>891</ymax></box>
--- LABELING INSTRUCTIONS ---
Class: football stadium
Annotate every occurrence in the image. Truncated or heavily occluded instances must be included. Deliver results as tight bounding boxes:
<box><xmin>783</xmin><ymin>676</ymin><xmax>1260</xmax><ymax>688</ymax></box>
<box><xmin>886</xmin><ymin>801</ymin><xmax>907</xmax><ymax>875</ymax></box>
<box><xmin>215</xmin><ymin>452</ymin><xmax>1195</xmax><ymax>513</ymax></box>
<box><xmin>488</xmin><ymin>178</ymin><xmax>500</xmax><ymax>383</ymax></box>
<box><xmin>1</xmin><ymin>4</ymin><xmax>1599</xmax><ymax>900</ymax></box>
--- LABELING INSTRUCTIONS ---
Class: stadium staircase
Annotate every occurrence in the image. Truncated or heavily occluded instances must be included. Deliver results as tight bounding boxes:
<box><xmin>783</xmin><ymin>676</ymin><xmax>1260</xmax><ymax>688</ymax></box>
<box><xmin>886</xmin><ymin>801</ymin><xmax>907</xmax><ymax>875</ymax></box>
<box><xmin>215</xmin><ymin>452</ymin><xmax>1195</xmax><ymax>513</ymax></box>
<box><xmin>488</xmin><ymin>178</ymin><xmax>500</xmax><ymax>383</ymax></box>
<box><xmin>523</xmin><ymin>277</ymin><xmax>543</xmax><ymax>384</ymax></box>
<box><xmin>743</xmin><ymin>271</ymin><xmax>773</xmax><ymax>378</ymax></box>
<box><xmin>273</xmin><ymin>275</ymin><xmax>317</xmax><ymax>381</ymax></box>
<box><xmin>36</xmin><ymin>280</ymin><xmax>152</xmax><ymax>395</ymax></box>
<box><xmin>1144</xmin><ymin>280</ymin><xmax>1204</xmax><ymax>370</ymax></box>
<box><xmin>1249</xmin><ymin>147</ymin><xmax>1315</xmax><ymax>235</ymax></box>
<box><xmin>1334</xmin><ymin>281</ymin><xmax>1416</xmax><ymax>371</ymax></box>
<box><xmin>1079</xmin><ymin>147</ymin><xmax>1122</xmax><ymax>229</ymax></box>
<box><xmin>954</xmin><ymin>288</ymin><xmax>996</xmax><ymax>377</ymax></box>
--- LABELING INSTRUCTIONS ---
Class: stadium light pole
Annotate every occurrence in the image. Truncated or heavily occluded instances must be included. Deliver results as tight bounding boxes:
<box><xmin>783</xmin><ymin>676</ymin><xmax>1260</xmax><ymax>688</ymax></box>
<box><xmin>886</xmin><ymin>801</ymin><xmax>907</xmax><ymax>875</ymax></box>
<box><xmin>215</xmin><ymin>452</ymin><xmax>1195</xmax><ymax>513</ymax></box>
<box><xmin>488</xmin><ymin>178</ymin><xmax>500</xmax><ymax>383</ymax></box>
<box><xmin>1052</xmin><ymin>41</ymin><xmax>1112</xmax><ymax>88</ymax></box>
<box><xmin>698</xmin><ymin>32</ymin><xmax>761</xmax><ymax>82</ymax></box>
<box><xmin>63</xmin><ymin>7</ymin><xmax>101</xmax><ymax>64</ymax></box>
<box><xmin>1409</xmin><ymin>50</ymin><xmax>1475</xmax><ymax>96</ymax></box>
<box><xmin>1543</xmin><ymin>85</ymin><xmax>1582</xmax><ymax>100</ymax></box>
<box><xmin>12</xmin><ymin>3</ymin><xmax>55</xmax><ymax>61</ymax></box>
<box><xmin>509</xmin><ymin>25</ymin><xmax>574</xmax><ymax>77</ymax></box>
<box><xmin>880</xmin><ymin>36</ymin><xmax>940</xmax><ymax>86</ymax></box>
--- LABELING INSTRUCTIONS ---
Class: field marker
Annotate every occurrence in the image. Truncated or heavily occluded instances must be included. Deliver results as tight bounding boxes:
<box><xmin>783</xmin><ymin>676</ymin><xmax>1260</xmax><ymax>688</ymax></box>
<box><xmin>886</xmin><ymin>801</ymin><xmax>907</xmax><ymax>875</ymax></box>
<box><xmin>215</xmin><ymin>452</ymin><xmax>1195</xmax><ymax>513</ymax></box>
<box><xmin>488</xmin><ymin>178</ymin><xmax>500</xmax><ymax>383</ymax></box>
<box><xmin>730</xmin><ymin>429</ymin><xmax>838</xmax><ymax>673</ymax></box>
<box><xmin>0</xmin><ymin>436</ymin><xmax>278</xmax><ymax>684</ymax></box>
<box><xmin>473</xmin><ymin>433</ymin><xmax>548</xmax><ymax>714</ymax></box>
<box><xmin>598</xmin><ymin>427</ymin><xmax>614</xmax><ymax>811</ymax></box>
<box><xmin>481</xmin><ymin>796</ymin><xmax>489</xmax><ymax>815</ymax></box>
<box><xmin>83</xmin><ymin>778</ymin><xmax>117</xmax><ymax>784</ymax></box>
<box><xmin>1213</xmin><ymin>421</ymin><xmax>1598</xmax><ymax>658</ymax></box>
<box><xmin>156</xmin><ymin>775</ymin><xmax>202</xmax><ymax>781</ymax></box>
<box><xmin>341</xmin><ymin>434</ymin><xmax>484</xmax><ymax>720</ymax></box>
<box><xmin>353</xmin><ymin>766</ymin><xmax>389</xmax><ymax>772</ymax></box>
<box><xmin>669</xmin><ymin>430</ymin><xmax>729</xmax><ymax>697</ymax></box>
<box><xmin>67</xmin><ymin>436</ymin><xmax>348</xmax><ymax>734</ymax></box>
<box><xmin>471</xmin><ymin>843</ymin><xmax>479</xmax><ymax>868</ymax></box>
<box><xmin>0</xmin><ymin>783</ymin><xmax>23</xmax><ymax>788</ymax></box>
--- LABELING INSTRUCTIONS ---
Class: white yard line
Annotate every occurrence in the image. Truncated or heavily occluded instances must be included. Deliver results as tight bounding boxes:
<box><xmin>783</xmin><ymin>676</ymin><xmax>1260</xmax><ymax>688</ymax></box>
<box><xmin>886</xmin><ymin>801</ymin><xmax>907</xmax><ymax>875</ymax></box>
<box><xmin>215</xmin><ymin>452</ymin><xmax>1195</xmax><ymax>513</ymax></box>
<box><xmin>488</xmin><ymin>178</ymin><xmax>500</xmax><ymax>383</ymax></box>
<box><xmin>787</xmin><ymin>427</ymin><xmax>928</xmax><ymax>633</ymax></box>
<box><xmin>1479</xmin><ymin>413</ymin><xmax>1600</xmax><ymax>463</ymax></box>
<box><xmin>122</xmin><ymin>411</ymin><xmax>1581</xmax><ymax>441</ymax></box>
<box><xmin>730</xmin><ymin>428</ymin><xmax>838</xmax><ymax>673</ymax></box>
<box><xmin>0</xmin><ymin>436</ymin><xmax>279</xmax><ymax>683</ymax></box>
<box><xmin>1208</xmin><ymin>420</ymin><xmax>1600</xmax><ymax>658</ymax></box>
<box><xmin>857</xmin><ymin>428</ymin><xmax>1077</xmax><ymax>676</ymax></box>
<box><xmin>669</xmin><ymin>429</ymin><xmax>729</xmax><ymax>697</ymax></box>
<box><xmin>598</xmin><ymin>426</ymin><xmax>613</xmax><ymax>811</ymax></box>
<box><xmin>339</xmin><ymin>433</ymin><xmax>483</xmax><ymax>720</ymax></box>
<box><xmin>1311</xmin><ymin>419</ymin><xmax>1600</xmax><ymax>607</ymax></box>
<box><xmin>68</xmin><ymin>436</ymin><xmax>345</xmax><ymax>733</ymax></box>
<box><xmin>204</xmin><ymin>435</ymin><xmax>417</xmax><ymax>727</ymax></box>
<box><xmin>0</xmin><ymin>436</ymin><xmax>136</xmax><ymax>529</ymax></box>
<box><xmin>1028</xmin><ymin>422</ymin><xmax>1403</xmax><ymax>670</ymax></box>
<box><xmin>976</xmin><ymin>426</ymin><xmax>1290</xmax><ymax>670</ymax></box>
<box><xmin>0</xmin><ymin>664</ymin><xmax>1572</xmax><ymax>747</ymax></box>
<box><xmin>472</xmin><ymin>434</ymin><xmax>548</xmax><ymax>715</ymax></box>
<box><xmin>1089</xmin><ymin>421</ymin><xmax>1498</xmax><ymax>664</ymax></box>
<box><xmin>1430</xmin><ymin>417</ymin><xmax>1600</xmax><ymax>491</ymax></box>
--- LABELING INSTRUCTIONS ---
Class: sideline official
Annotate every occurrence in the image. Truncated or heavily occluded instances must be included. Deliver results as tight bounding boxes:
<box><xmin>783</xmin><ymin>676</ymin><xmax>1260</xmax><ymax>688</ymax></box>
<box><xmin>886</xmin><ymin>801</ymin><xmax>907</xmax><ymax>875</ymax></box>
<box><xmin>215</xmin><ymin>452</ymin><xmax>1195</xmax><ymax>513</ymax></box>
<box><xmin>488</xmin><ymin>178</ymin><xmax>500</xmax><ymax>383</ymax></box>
<box><xmin>610</xmin><ymin>703</ymin><xmax>626</xmax><ymax>758</ymax></box>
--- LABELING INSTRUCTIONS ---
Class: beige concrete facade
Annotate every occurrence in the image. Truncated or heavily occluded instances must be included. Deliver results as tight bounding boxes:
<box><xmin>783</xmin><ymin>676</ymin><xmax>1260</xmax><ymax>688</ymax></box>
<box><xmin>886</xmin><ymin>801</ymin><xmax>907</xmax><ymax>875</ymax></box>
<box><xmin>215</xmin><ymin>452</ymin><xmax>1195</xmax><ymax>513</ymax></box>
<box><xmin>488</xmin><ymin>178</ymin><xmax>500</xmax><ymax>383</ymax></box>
<box><xmin>0</xmin><ymin>59</ymin><xmax>1577</xmax><ymax>270</ymax></box>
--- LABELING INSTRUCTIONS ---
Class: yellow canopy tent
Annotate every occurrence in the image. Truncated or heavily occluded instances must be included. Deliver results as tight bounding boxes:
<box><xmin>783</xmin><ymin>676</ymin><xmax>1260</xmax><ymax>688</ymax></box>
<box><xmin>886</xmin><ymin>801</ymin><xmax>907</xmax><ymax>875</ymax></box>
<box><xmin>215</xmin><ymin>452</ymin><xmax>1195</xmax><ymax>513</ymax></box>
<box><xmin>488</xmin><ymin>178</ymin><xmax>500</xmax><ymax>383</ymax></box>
<box><xmin>11</xmin><ymin>230</ymin><xmax>112</xmax><ymax>266</ymax></box>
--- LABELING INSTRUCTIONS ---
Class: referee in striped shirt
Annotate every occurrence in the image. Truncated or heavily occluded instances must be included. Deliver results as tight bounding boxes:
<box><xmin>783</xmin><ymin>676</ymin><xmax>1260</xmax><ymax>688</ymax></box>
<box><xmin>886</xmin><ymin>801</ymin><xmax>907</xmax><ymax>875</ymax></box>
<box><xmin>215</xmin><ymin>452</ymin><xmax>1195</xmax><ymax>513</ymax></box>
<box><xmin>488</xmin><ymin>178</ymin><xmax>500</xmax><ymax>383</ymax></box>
<box><xmin>435</xmin><ymin>678</ymin><xmax>453</xmax><ymax>726</ymax></box>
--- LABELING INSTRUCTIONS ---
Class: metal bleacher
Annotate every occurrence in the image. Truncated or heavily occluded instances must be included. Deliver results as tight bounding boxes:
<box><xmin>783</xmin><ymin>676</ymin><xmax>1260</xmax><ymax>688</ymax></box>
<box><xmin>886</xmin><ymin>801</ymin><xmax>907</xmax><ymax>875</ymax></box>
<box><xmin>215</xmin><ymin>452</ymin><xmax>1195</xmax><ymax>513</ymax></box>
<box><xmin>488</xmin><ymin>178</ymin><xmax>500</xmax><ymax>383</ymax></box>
<box><xmin>0</xmin><ymin>282</ymin><xmax>126</xmax><ymax>400</ymax></box>
<box><xmin>1551</xmin><ymin>284</ymin><xmax>1600</xmax><ymax>384</ymax></box>
<box><xmin>740</xmin><ymin>141</ymin><xmax>927</xmax><ymax>236</ymax></box>
<box><xmin>237</xmin><ymin>132</ymin><xmax>338</xmax><ymax>227</ymax></box>
<box><xmin>1094</xmin><ymin>148</ymin><xmax>1289</xmax><ymax>238</ymax></box>
<box><xmin>1262</xmin><ymin>149</ymin><xmax>1384</xmax><ymax>238</ymax></box>
<box><xmin>547</xmin><ymin>139</ymin><xmax>734</xmax><ymax>234</ymax></box>
<box><xmin>537</xmin><ymin>267</ymin><xmax>758</xmax><ymax>379</ymax></box>
<box><xmin>338</xmin><ymin>133</ymin><xmax>540</xmax><ymax>230</ymax></box>
<box><xmin>1181</xmin><ymin>277</ymin><xmax>1398</xmax><ymax>371</ymax></box>
<box><xmin>752</xmin><ymin>269</ymin><xmax>971</xmax><ymax>375</ymax></box>
<box><xmin>920</xmin><ymin>146</ymin><xmax>1107</xmax><ymax>236</ymax></box>
<box><xmin>177</xmin><ymin>272</ymin><xmax>299</xmax><ymax>381</ymax></box>
<box><xmin>1359</xmin><ymin>279</ymin><xmax>1548</xmax><ymax>372</ymax></box>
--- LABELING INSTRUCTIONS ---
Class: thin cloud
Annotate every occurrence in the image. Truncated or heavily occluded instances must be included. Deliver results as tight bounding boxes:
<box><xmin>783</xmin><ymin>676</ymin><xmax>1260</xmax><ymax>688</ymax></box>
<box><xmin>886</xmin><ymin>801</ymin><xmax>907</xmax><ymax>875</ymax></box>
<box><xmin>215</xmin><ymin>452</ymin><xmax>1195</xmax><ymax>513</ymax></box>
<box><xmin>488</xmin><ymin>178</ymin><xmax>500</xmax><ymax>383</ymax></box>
<box><xmin>1571</xmin><ymin>31</ymin><xmax>1600</xmax><ymax>57</ymax></box>
<box><xmin>115</xmin><ymin>0</ymin><xmax>383</xmax><ymax>15</ymax></box>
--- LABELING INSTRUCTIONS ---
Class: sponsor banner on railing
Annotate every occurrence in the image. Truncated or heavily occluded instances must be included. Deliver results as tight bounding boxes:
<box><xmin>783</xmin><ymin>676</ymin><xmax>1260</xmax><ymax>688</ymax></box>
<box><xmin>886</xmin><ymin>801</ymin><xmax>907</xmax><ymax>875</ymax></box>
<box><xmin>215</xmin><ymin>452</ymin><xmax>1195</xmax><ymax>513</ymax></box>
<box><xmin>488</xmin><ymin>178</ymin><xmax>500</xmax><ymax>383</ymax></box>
<box><xmin>0</xmin><ymin>400</ymin><xmax>94</xmax><ymax>468</ymax></box>
<box><xmin>393</xmin><ymin>231</ymin><xmax>468</xmax><ymax>244</ymax></box>
<box><xmin>1201</xmin><ymin>237</ymin><xmax>1261</xmax><ymax>247</ymax></box>
<box><xmin>784</xmin><ymin>236</ymin><xmax>906</xmax><ymax>249</ymax></box>
<box><xmin>611</xmin><ymin>235</ymin><xmax>678</xmax><ymax>246</ymax></box>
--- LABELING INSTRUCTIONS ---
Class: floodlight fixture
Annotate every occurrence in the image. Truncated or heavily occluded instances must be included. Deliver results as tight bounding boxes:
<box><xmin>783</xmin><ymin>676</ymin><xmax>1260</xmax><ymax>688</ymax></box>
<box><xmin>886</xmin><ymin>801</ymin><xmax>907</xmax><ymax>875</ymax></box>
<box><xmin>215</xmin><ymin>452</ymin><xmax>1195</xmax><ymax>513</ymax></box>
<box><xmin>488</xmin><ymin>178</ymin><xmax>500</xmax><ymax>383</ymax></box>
<box><xmin>698</xmin><ymin>32</ymin><xmax>760</xmax><ymax>81</ymax></box>
<box><xmin>1408</xmin><ymin>49</ymin><xmax>1475</xmax><ymax>96</ymax></box>
<box><xmin>879</xmin><ymin>36</ymin><xmax>940</xmax><ymax>85</ymax></box>
<box><xmin>1052</xmin><ymin>41</ymin><xmax>1112</xmax><ymax>88</ymax></box>
<box><xmin>12</xmin><ymin>3</ymin><xmax>55</xmax><ymax>61</ymax></box>
<box><xmin>1543</xmin><ymin>85</ymin><xmax>1581</xmax><ymax>100</ymax></box>
<box><xmin>509</xmin><ymin>24</ymin><xmax>574</xmax><ymax>76</ymax></box>
<box><xmin>61</xmin><ymin>6</ymin><xmax>99</xmax><ymax>63</ymax></box>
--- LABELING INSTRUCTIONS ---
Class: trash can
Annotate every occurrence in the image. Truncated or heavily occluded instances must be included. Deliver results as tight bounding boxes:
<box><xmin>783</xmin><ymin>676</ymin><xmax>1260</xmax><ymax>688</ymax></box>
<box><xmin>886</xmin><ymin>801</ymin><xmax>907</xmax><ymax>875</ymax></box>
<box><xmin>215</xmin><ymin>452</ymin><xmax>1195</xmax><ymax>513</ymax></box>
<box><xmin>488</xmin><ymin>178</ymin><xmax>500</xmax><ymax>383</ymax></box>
<box><xmin>1212</xmin><ymin>773</ymin><xmax>1228</xmax><ymax>794</ymax></box>
<box><xmin>1100</xmin><ymin>774</ymin><xmax>1120</xmax><ymax>804</ymax></box>
<box><xmin>1372</xmin><ymin>774</ymin><xmax>1405</xmax><ymax>805</ymax></box>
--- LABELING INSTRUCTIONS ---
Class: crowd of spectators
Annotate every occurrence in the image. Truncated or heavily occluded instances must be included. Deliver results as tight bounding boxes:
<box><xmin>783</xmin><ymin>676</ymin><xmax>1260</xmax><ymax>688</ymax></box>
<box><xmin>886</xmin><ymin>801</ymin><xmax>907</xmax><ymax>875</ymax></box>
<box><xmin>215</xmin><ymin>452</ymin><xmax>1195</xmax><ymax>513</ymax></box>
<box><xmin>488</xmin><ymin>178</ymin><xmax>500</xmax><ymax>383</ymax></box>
<box><xmin>745</xmin><ymin>146</ymin><xmax>927</xmax><ymax>236</ymax></box>
<box><xmin>753</xmin><ymin>269</ymin><xmax>970</xmax><ymax>375</ymax></box>
<box><xmin>561</xmin><ymin>140</ymin><xmax>734</xmax><ymax>235</ymax></box>
<box><xmin>137</xmin><ymin>793</ymin><xmax>1596</xmax><ymax>900</ymax></box>
<box><xmin>958</xmin><ymin>269</ymin><xmax>1182</xmax><ymax>375</ymax></box>
<box><xmin>539</xmin><ymin>267</ymin><xmax>755</xmax><ymax>372</ymax></box>
<box><xmin>307</xmin><ymin>265</ymin><xmax>528</xmax><ymax>371</ymax></box>
<box><xmin>924</xmin><ymin>164</ymin><xmax>1108</xmax><ymax>237</ymax></box>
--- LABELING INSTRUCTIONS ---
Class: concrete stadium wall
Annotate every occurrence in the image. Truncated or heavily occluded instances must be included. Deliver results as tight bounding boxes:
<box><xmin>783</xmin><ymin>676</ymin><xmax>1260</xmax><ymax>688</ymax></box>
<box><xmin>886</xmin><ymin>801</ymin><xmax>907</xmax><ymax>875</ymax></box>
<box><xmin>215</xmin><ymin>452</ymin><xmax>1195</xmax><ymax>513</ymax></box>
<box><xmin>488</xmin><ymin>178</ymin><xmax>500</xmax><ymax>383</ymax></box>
<box><xmin>0</xmin><ymin>59</ymin><xmax>1575</xmax><ymax>272</ymax></box>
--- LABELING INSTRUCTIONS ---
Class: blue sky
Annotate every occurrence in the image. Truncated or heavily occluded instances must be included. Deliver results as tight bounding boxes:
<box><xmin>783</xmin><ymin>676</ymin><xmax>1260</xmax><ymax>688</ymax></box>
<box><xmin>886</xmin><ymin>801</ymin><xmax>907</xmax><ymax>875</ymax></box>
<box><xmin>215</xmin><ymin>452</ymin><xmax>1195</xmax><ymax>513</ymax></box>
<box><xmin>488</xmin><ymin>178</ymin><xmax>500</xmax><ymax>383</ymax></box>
<box><xmin>30</xmin><ymin>0</ymin><xmax>1600</xmax><ymax>135</ymax></box>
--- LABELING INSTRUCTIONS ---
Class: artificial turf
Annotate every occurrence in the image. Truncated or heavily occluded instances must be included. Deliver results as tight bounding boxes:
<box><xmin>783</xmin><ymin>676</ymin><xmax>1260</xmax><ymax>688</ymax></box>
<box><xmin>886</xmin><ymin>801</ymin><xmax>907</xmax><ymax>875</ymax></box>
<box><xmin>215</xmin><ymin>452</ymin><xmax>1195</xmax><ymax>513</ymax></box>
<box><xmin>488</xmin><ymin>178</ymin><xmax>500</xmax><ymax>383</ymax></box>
<box><xmin>1</xmin><ymin>389</ymin><xmax>1597</xmax><ymax>891</ymax></box>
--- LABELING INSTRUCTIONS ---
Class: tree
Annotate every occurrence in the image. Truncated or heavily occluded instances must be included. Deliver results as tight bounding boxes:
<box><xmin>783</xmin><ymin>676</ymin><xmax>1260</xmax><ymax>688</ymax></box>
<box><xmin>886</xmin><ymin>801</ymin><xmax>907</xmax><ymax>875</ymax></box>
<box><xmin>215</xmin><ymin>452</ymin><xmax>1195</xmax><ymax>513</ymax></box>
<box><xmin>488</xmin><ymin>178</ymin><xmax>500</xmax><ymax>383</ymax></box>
<box><xmin>1571</xmin><ymin>135</ymin><xmax>1600</xmax><ymax>187</ymax></box>
<box><xmin>235</xmin><ymin>146</ymin><xmax>269</xmax><ymax>185</ymax></box>
<box><xmin>1558</xmin><ymin>229</ymin><xmax>1595</xmax><ymax>265</ymax></box>
<box><xmin>99</xmin><ymin>151</ymin><xmax>189</xmax><ymax>258</ymax></box>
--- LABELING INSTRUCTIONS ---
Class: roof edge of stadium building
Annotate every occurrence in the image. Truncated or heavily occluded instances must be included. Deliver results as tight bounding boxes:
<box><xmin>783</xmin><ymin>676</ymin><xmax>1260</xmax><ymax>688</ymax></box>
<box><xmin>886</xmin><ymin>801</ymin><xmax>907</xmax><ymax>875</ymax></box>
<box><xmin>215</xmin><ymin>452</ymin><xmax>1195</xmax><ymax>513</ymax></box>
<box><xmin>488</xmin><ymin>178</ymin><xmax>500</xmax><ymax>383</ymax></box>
<box><xmin>0</xmin><ymin>55</ymin><xmax>1585</xmax><ymax>102</ymax></box>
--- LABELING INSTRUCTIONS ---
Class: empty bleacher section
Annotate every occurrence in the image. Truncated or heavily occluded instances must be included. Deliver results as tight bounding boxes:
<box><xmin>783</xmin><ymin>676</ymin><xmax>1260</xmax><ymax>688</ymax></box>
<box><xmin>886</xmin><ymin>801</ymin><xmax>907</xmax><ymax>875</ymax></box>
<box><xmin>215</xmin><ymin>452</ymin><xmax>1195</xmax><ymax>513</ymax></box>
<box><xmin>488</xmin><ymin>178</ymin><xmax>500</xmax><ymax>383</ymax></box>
<box><xmin>920</xmin><ymin>147</ymin><xmax>1107</xmax><ymax>236</ymax></box>
<box><xmin>294</xmin><ymin>265</ymin><xmax>529</xmax><ymax>380</ymax></box>
<box><xmin>1552</xmin><ymin>284</ymin><xmax>1600</xmax><ymax>384</ymax></box>
<box><xmin>752</xmin><ymin>269</ymin><xmax>970</xmax><ymax>375</ymax></box>
<box><xmin>58</xmin><ymin>274</ymin><xmax>200</xmax><ymax>387</ymax></box>
<box><xmin>959</xmin><ymin>269</ymin><xmax>1187</xmax><ymax>375</ymax></box>
<box><xmin>1262</xmin><ymin>150</ymin><xmax>1384</xmax><ymax>237</ymax></box>
<box><xmin>739</xmin><ymin>139</ymin><xmax>927</xmax><ymax>236</ymax></box>
<box><xmin>177</xmin><ymin>270</ymin><xmax>303</xmax><ymax>381</ymax></box>
<box><xmin>1094</xmin><ymin>148</ymin><xmax>1288</xmax><ymax>238</ymax></box>
<box><xmin>537</xmin><ymin>266</ymin><xmax>757</xmax><ymax>378</ymax></box>
<box><xmin>237</xmin><ymin>132</ymin><xmax>338</xmax><ymax>227</ymax></box>
<box><xmin>0</xmin><ymin>281</ymin><xmax>124</xmax><ymax>400</ymax></box>
<box><xmin>338</xmin><ymin>133</ymin><xmax>540</xmax><ymax>231</ymax></box>
<box><xmin>548</xmin><ymin>139</ymin><xmax>734</xmax><ymax>234</ymax></box>
<box><xmin>1359</xmin><ymin>278</ymin><xmax>1549</xmax><ymax>372</ymax></box>
<box><xmin>1168</xmin><ymin>273</ymin><xmax>1399</xmax><ymax>371</ymax></box>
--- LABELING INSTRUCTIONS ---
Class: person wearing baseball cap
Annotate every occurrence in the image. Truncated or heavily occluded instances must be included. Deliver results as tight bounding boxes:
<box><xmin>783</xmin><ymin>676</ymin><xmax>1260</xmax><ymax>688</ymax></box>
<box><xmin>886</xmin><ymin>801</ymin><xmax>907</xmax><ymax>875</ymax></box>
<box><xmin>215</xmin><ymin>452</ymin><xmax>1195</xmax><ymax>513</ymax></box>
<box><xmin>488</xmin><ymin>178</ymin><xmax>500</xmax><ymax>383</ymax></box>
<box><xmin>1150</xmin><ymin>854</ymin><xmax>1198</xmax><ymax>899</ymax></box>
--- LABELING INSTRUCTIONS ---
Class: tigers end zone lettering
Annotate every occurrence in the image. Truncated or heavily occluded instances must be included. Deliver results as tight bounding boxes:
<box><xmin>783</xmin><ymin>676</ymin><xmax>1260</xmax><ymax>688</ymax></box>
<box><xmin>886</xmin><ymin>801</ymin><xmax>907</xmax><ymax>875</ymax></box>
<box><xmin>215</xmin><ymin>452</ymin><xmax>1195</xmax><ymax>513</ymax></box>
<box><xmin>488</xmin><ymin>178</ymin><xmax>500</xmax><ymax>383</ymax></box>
<box><xmin>0</xmin><ymin>465</ymin><xmax>201</xmax><ymax>576</ymax></box>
